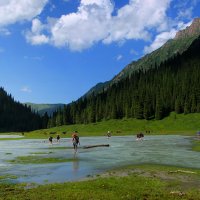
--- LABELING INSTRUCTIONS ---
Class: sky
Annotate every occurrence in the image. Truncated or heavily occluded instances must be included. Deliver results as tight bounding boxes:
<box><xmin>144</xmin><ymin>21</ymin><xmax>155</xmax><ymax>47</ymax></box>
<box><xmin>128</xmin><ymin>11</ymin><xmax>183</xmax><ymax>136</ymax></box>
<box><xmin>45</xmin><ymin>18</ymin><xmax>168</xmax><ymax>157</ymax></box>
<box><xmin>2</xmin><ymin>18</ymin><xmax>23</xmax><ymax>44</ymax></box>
<box><xmin>0</xmin><ymin>0</ymin><xmax>200</xmax><ymax>104</ymax></box>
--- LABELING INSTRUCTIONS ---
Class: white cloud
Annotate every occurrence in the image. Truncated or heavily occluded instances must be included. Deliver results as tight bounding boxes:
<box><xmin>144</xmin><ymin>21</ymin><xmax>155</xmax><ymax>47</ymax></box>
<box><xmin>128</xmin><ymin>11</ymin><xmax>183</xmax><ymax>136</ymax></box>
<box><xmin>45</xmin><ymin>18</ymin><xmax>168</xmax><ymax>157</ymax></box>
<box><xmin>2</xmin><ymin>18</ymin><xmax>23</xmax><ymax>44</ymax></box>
<box><xmin>26</xmin><ymin>32</ymin><xmax>49</xmax><ymax>45</ymax></box>
<box><xmin>26</xmin><ymin>0</ymin><xmax>172</xmax><ymax>51</ymax></box>
<box><xmin>144</xmin><ymin>21</ymin><xmax>192</xmax><ymax>54</ymax></box>
<box><xmin>25</xmin><ymin>18</ymin><xmax>49</xmax><ymax>45</ymax></box>
<box><xmin>21</xmin><ymin>86</ymin><xmax>32</xmax><ymax>93</ymax></box>
<box><xmin>50</xmin><ymin>0</ymin><xmax>114</xmax><ymax>51</ymax></box>
<box><xmin>116</xmin><ymin>54</ymin><xmax>123</xmax><ymax>61</ymax></box>
<box><xmin>144</xmin><ymin>30</ymin><xmax>177</xmax><ymax>54</ymax></box>
<box><xmin>103</xmin><ymin>0</ymin><xmax>171</xmax><ymax>44</ymax></box>
<box><xmin>0</xmin><ymin>0</ymin><xmax>48</xmax><ymax>27</ymax></box>
<box><xmin>0</xmin><ymin>0</ymin><xmax>197</xmax><ymax>53</ymax></box>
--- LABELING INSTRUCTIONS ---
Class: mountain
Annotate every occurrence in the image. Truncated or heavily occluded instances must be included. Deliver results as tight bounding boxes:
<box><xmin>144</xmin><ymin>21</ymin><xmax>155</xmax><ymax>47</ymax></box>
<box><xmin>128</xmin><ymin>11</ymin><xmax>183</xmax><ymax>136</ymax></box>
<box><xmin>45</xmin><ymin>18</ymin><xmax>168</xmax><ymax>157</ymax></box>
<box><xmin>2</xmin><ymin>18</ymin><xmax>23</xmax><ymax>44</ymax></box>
<box><xmin>82</xmin><ymin>81</ymin><xmax>110</xmax><ymax>98</ymax></box>
<box><xmin>0</xmin><ymin>88</ymin><xmax>44</xmax><ymax>132</ymax></box>
<box><xmin>24</xmin><ymin>103</ymin><xmax>65</xmax><ymax>116</ymax></box>
<box><xmin>83</xmin><ymin>18</ymin><xmax>200</xmax><ymax>97</ymax></box>
<box><xmin>48</xmin><ymin>19</ymin><xmax>200</xmax><ymax>126</ymax></box>
<box><xmin>175</xmin><ymin>18</ymin><xmax>200</xmax><ymax>39</ymax></box>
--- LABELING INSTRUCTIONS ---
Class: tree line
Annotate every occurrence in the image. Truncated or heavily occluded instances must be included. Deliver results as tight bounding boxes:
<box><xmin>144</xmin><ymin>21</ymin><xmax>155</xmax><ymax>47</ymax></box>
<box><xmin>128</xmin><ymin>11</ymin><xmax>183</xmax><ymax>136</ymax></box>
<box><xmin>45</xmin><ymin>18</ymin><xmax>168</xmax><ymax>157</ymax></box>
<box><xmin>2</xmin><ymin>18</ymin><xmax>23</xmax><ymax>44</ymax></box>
<box><xmin>0</xmin><ymin>88</ymin><xmax>49</xmax><ymax>132</ymax></box>
<box><xmin>48</xmin><ymin>36</ymin><xmax>200</xmax><ymax>127</ymax></box>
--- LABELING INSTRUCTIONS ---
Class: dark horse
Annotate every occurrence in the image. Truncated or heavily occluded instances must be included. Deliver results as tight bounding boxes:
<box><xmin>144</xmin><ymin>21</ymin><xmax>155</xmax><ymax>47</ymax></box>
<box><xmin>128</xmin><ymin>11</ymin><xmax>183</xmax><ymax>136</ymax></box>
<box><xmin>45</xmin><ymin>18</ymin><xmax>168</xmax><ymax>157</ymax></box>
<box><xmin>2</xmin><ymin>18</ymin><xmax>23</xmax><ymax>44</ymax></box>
<box><xmin>136</xmin><ymin>133</ymin><xmax>144</xmax><ymax>139</ymax></box>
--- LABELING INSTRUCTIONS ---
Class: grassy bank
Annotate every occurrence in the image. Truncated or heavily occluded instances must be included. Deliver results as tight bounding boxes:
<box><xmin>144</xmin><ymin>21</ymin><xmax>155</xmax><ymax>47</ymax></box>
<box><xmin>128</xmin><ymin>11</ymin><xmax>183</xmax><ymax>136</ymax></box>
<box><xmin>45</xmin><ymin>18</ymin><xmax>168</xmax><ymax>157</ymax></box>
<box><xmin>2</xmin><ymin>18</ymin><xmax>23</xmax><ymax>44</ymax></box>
<box><xmin>25</xmin><ymin>112</ymin><xmax>200</xmax><ymax>139</ymax></box>
<box><xmin>1</xmin><ymin>164</ymin><xmax>200</xmax><ymax>200</ymax></box>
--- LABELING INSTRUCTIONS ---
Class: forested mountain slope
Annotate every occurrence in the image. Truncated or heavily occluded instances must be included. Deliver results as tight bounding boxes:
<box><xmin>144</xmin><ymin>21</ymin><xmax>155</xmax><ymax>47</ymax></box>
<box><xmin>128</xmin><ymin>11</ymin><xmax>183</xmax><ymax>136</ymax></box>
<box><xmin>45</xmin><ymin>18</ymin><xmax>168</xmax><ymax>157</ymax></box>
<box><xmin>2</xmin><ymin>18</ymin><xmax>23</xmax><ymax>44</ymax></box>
<box><xmin>0</xmin><ymin>88</ymin><xmax>47</xmax><ymax>132</ymax></box>
<box><xmin>48</xmin><ymin>35</ymin><xmax>200</xmax><ymax>127</ymax></box>
<box><xmin>84</xmin><ymin>18</ymin><xmax>200</xmax><ymax>97</ymax></box>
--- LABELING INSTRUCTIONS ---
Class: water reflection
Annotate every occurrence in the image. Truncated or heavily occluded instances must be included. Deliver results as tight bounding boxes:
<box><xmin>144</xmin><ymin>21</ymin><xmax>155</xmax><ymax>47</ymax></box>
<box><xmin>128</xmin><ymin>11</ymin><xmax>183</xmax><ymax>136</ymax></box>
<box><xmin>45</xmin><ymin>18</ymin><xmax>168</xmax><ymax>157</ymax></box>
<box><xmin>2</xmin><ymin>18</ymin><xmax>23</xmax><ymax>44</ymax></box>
<box><xmin>72</xmin><ymin>159</ymin><xmax>79</xmax><ymax>173</ymax></box>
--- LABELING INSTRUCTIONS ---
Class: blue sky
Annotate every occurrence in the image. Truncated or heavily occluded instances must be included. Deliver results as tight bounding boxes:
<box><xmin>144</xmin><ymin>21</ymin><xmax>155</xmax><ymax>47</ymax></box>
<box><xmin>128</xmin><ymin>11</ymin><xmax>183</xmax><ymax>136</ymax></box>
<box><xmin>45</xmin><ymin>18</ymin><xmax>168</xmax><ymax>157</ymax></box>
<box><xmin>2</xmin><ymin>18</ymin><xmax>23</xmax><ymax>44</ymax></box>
<box><xmin>0</xmin><ymin>0</ymin><xmax>200</xmax><ymax>104</ymax></box>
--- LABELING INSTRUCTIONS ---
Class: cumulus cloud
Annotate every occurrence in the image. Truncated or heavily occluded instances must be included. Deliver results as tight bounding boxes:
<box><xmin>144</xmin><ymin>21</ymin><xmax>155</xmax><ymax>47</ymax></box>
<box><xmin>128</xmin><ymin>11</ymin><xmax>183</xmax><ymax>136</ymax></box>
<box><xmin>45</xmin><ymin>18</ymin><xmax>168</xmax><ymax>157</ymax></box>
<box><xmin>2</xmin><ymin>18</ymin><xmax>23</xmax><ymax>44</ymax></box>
<box><xmin>144</xmin><ymin>21</ymin><xmax>192</xmax><ymax>54</ymax></box>
<box><xmin>21</xmin><ymin>86</ymin><xmax>32</xmax><ymax>93</ymax></box>
<box><xmin>25</xmin><ymin>18</ymin><xmax>49</xmax><ymax>45</ymax></box>
<box><xmin>50</xmin><ymin>0</ymin><xmax>114</xmax><ymax>51</ymax></box>
<box><xmin>103</xmin><ymin>0</ymin><xmax>171</xmax><ymax>44</ymax></box>
<box><xmin>0</xmin><ymin>0</ymin><xmax>48</xmax><ymax>27</ymax></box>
<box><xmin>25</xmin><ymin>0</ymin><xmax>172</xmax><ymax>51</ymax></box>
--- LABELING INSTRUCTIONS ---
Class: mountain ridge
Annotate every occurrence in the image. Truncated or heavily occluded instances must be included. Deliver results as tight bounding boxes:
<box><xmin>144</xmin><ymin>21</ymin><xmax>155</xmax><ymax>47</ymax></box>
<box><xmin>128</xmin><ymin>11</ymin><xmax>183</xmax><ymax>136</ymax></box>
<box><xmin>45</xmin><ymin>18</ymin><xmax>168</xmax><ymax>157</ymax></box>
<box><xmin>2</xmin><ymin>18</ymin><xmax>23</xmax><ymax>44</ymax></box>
<box><xmin>83</xmin><ymin>18</ymin><xmax>200</xmax><ymax>98</ymax></box>
<box><xmin>175</xmin><ymin>18</ymin><xmax>200</xmax><ymax>39</ymax></box>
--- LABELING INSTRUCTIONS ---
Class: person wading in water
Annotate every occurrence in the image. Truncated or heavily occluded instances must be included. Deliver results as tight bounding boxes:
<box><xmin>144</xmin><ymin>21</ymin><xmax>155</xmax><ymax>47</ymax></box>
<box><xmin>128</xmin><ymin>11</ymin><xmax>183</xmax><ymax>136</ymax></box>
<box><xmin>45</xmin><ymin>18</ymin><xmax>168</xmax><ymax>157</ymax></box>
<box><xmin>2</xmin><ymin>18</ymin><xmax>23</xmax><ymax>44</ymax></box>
<box><xmin>56</xmin><ymin>134</ymin><xmax>60</xmax><ymax>143</ymax></box>
<box><xmin>72</xmin><ymin>131</ymin><xmax>80</xmax><ymax>154</ymax></box>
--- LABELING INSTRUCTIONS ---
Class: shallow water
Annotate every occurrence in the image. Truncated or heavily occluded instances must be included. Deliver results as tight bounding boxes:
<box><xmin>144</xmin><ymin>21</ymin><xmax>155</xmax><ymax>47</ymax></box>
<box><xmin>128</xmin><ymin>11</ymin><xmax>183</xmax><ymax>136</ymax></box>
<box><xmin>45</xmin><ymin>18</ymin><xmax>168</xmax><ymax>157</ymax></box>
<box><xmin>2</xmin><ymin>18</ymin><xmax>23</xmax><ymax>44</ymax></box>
<box><xmin>0</xmin><ymin>135</ymin><xmax>199</xmax><ymax>184</ymax></box>
<box><xmin>0</xmin><ymin>135</ymin><xmax>24</xmax><ymax>139</ymax></box>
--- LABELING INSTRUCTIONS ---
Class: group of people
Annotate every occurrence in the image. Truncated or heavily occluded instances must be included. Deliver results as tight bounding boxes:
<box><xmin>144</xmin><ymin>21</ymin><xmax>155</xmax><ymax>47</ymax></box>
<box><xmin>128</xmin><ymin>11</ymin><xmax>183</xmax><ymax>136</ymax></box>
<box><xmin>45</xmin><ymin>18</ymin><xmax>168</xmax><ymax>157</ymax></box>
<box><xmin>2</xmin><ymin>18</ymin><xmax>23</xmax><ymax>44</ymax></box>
<box><xmin>48</xmin><ymin>134</ymin><xmax>60</xmax><ymax>144</ymax></box>
<box><xmin>48</xmin><ymin>130</ymin><xmax>144</xmax><ymax>154</ymax></box>
<box><xmin>48</xmin><ymin>131</ymin><xmax>80</xmax><ymax>153</ymax></box>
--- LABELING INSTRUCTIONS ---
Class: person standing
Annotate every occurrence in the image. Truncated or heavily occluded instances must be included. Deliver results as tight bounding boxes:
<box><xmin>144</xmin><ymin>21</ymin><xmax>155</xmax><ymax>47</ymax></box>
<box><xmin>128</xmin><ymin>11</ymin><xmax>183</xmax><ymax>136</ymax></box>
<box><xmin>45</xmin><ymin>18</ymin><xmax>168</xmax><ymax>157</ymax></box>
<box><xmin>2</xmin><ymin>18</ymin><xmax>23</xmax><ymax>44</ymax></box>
<box><xmin>49</xmin><ymin>136</ymin><xmax>53</xmax><ymax>144</ymax></box>
<box><xmin>107</xmin><ymin>131</ymin><xmax>111</xmax><ymax>138</ymax></box>
<box><xmin>72</xmin><ymin>131</ymin><xmax>80</xmax><ymax>153</ymax></box>
<box><xmin>56</xmin><ymin>134</ymin><xmax>60</xmax><ymax>143</ymax></box>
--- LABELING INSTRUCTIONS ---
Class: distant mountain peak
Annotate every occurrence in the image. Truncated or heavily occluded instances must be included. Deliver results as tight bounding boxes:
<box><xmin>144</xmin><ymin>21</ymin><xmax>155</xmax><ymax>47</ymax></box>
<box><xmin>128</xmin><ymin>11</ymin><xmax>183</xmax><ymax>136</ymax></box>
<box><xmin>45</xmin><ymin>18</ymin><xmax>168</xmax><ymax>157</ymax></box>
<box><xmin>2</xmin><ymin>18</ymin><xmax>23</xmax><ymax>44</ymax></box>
<box><xmin>175</xmin><ymin>18</ymin><xmax>200</xmax><ymax>39</ymax></box>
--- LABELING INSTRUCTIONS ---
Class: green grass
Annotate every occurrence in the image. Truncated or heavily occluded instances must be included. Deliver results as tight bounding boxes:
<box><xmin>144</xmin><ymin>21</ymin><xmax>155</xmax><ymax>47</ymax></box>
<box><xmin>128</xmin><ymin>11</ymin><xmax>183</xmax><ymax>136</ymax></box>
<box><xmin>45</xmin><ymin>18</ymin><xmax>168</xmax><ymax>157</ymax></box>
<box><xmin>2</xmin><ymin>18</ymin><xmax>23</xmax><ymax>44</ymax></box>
<box><xmin>1</xmin><ymin>164</ymin><xmax>200</xmax><ymax>200</ymax></box>
<box><xmin>192</xmin><ymin>140</ymin><xmax>200</xmax><ymax>152</ymax></box>
<box><xmin>24</xmin><ymin>112</ymin><xmax>200</xmax><ymax>139</ymax></box>
<box><xmin>0</xmin><ymin>175</ymin><xmax>17</xmax><ymax>180</ymax></box>
<box><xmin>8</xmin><ymin>156</ymin><xmax>77</xmax><ymax>164</ymax></box>
<box><xmin>1</xmin><ymin>112</ymin><xmax>200</xmax><ymax>139</ymax></box>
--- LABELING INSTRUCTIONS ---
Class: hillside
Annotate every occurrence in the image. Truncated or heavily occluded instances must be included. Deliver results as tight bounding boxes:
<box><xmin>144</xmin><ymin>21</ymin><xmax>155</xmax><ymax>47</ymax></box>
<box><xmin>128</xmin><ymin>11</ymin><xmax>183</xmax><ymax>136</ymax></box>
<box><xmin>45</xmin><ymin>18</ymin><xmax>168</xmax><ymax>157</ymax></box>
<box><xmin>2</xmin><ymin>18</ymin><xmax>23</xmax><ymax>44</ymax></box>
<box><xmin>84</xmin><ymin>18</ymin><xmax>200</xmax><ymax>97</ymax></box>
<box><xmin>48</xmin><ymin>33</ymin><xmax>200</xmax><ymax>126</ymax></box>
<box><xmin>27</xmin><ymin>112</ymin><xmax>200</xmax><ymax>138</ymax></box>
<box><xmin>0</xmin><ymin>88</ymin><xmax>45</xmax><ymax>132</ymax></box>
<box><xmin>115</xmin><ymin>18</ymin><xmax>200</xmax><ymax>80</ymax></box>
<box><xmin>24</xmin><ymin>103</ymin><xmax>65</xmax><ymax>116</ymax></box>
